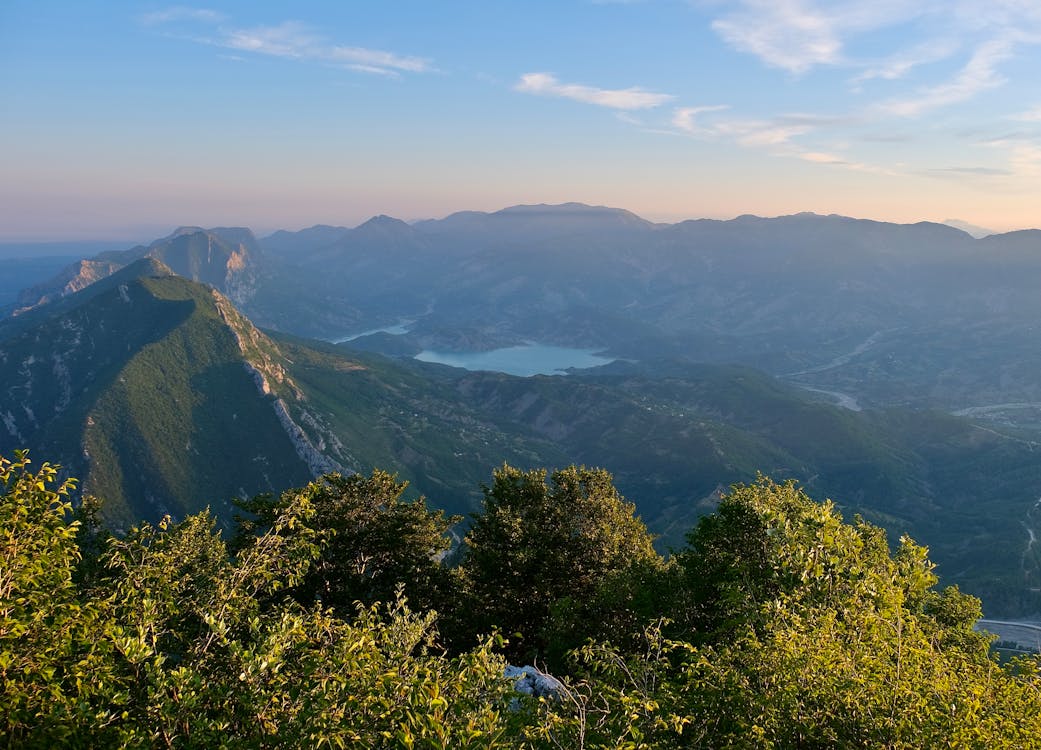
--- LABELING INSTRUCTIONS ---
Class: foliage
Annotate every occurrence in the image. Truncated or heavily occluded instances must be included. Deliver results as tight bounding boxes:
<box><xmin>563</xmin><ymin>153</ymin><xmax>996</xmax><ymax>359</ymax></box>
<box><xmin>0</xmin><ymin>450</ymin><xmax>96</xmax><ymax>742</ymax></box>
<box><xmin>674</xmin><ymin>475</ymin><xmax>984</xmax><ymax>650</ymax></box>
<box><xmin>457</xmin><ymin>464</ymin><xmax>663</xmax><ymax>664</ymax></box>
<box><xmin>1</xmin><ymin>452</ymin><xmax>516</xmax><ymax>747</ymax></box>
<box><xmin>535</xmin><ymin>476</ymin><xmax>1034</xmax><ymax>748</ymax></box>
<box><xmin>235</xmin><ymin>470</ymin><xmax>460</xmax><ymax>614</ymax></box>
<box><xmin>5</xmin><ymin>452</ymin><xmax>1041</xmax><ymax>748</ymax></box>
<box><xmin>11</xmin><ymin>263</ymin><xmax>1041</xmax><ymax>617</ymax></box>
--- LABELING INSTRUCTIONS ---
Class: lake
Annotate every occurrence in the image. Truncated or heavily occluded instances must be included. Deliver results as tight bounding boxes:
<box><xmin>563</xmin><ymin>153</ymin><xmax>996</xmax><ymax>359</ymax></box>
<box><xmin>332</xmin><ymin>321</ymin><xmax>413</xmax><ymax>343</ymax></box>
<box><xmin>414</xmin><ymin>344</ymin><xmax>615</xmax><ymax>376</ymax></box>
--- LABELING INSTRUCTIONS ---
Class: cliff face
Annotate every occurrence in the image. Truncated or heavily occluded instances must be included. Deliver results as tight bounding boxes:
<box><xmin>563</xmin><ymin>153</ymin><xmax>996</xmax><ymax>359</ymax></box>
<box><xmin>13</xmin><ymin>227</ymin><xmax>261</xmax><ymax>314</ymax></box>
<box><xmin>0</xmin><ymin>263</ymin><xmax>316</xmax><ymax>527</ymax></box>
<box><xmin>14</xmin><ymin>259</ymin><xmax>125</xmax><ymax>312</ymax></box>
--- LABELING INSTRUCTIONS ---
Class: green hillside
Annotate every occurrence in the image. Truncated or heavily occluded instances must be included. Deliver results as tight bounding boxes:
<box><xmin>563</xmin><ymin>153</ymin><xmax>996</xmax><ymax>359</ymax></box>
<box><xmin>0</xmin><ymin>261</ymin><xmax>312</xmax><ymax>527</ymax></box>
<box><xmin>5</xmin><ymin>269</ymin><xmax>1041</xmax><ymax>614</ymax></box>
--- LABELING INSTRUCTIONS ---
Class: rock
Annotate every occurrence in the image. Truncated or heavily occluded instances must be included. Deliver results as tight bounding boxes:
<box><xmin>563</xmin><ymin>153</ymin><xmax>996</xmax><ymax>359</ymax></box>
<box><xmin>505</xmin><ymin>665</ymin><xmax>563</xmax><ymax>700</ymax></box>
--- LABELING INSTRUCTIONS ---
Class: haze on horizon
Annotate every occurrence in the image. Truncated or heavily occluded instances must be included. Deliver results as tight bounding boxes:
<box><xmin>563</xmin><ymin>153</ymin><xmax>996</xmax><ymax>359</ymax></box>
<box><xmin>4</xmin><ymin>0</ymin><xmax>1041</xmax><ymax>241</ymax></box>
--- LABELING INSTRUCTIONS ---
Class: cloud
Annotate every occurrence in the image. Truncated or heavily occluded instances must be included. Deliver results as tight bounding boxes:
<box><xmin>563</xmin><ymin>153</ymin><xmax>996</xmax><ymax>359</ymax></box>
<box><xmin>859</xmin><ymin>132</ymin><xmax>914</xmax><ymax>143</ymax></box>
<box><xmin>223</xmin><ymin>22</ymin><xmax>318</xmax><ymax>59</ymax></box>
<box><xmin>671</xmin><ymin>105</ymin><xmax>730</xmax><ymax>133</ymax></box>
<box><xmin>666</xmin><ymin>1</ymin><xmax>1041</xmax><ymax>181</ymax></box>
<box><xmin>515</xmin><ymin>73</ymin><xmax>674</xmax><ymax>110</ymax></box>
<box><xmin>711</xmin><ymin>0</ymin><xmax>843</xmax><ymax>74</ymax></box>
<box><xmin>930</xmin><ymin>166</ymin><xmax>1013</xmax><ymax>175</ymax></box>
<box><xmin>985</xmin><ymin>138</ymin><xmax>1041</xmax><ymax>178</ymax></box>
<box><xmin>799</xmin><ymin>151</ymin><xmax>849</xmax><ymax>164</ymax></box>
<box><xmin>664</xmin><ymin>104</ymin><xmax>898</xmax><ymax>176</ymax></box>
<box><xmin>880</xmin><ymin>39</ymin><xmax>1013</xmax><ymax>117</ymax></box>
<box><xmin>852</xmin><ymin>39</ymin><xmax>959</xmax><ymax>84</ymax></box>
<box><xmin>1012</xmin><ymin>104</ymin><xmax>1041</xmax><ymax>122</ymax></box>
<box><xmin>329</xmin><ymin>46</ymin><xmax>429</xmax><ymax>74</ymax></box>
<box><xmin>671</xmin><ymin>106</ymin><xmax>813</xmax><ymax>148</ymax></box>
<box><xmin>725</xmin><ymin>121</ymin><xmax>813</xmax><ymax>147</ymax></box>
<box><xmin>141</xmin><ymin>7</ymin><xmax>226</xmax><ymax>26</ymax></box>
<box><xmin>1008</xmin><ymin>144</ymin><xmax>1041</xmax><ymax>176</ymax></box>
<box><xmin>708</xmin><ymin>0</ymin><xmax>1041</xmax><ymax>96</ymax></box>
<box><xmin>709</xmin><ymin>0</ymin><xmax>929</xmax><ymax>74</ymax></box>
<box><xmin>144</xmin><ymin>11</ymin><xmax>431</xmax><ymax>76</ymax></box>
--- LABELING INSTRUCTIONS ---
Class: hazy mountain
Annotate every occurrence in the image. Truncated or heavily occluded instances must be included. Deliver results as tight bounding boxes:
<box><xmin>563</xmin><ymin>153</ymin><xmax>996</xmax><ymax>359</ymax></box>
<box><xmin>38</xmin><ymin>205</ymin><xmax>1041</xmax><ymax>414</ymax></box>
<box><xmin>15</xmin><ymin>203</ymin><xmax>1041</xmax><ymax>417</ymax></box>
<box><xmin>260</xmin><ymin>224</ymin><xmax>350</xmax><ymax>257</ymax></box>
<box><xmin>253</xmin><ymin>205</ymin><xmax>1041</xmax><ymax>417</ymax></box>
<box><xmin>9</xmin><ymin>203</ymin><xmax>1041</xmax><ymax>614</ymax></box>
<box><xmin>0</xmin><ymin>255</ymin><xmax>81</xmax><ymax>311</ymax></box>
<box><xmin>15</xmin><ymin>226</ymin><xmax>263</xmax><ymax>313</ymax></box>
<box><xmin>0</xmin><ymin>259</ymin><xmax>316</xmax><ymax>527</ymax></box>
<box><xmin>943</xmin><ymin>218</ymin><xmax>996</xmax><ymax>238</ymax></box>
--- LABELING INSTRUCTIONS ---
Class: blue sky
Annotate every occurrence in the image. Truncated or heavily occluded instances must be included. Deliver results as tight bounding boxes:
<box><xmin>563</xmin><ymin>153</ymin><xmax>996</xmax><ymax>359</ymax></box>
<box><xmin>3</xmin><ymin>1</ymin><xmax>1041</xmax><ymax>240</ymax></box>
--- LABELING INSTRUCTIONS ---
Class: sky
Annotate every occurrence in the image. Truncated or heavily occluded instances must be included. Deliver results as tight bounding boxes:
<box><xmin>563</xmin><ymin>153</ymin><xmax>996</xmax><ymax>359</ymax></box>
<box><xmin>3</xmin><ymin>0</ymin><xmax>1041</xmax><ymax>241</ymax></box>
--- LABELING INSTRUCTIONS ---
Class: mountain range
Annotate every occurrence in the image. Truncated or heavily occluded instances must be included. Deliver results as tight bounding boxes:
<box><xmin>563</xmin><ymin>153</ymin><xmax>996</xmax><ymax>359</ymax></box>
<box><xmin>4</xmin><ymin>203</ymin><xmax>1041</xmax><ymax>615</ymax></box>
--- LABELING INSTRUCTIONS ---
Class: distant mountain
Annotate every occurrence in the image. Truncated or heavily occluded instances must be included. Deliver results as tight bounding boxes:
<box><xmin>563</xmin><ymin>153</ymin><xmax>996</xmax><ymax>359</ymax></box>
<box><xmin>14</xmin><ymin>203</ymin><xmax>1041</xmax><ymax>415</ymax></box>
<box><xmin>943</xmin><ymin>218</ymin><xmax>995</xmax><ymax>238</ymax></box>
<box><xmin>0</xmin><ymin>262</ymin><xmax>554</xmax><ymax>525</ymax></box>
<box><xmin>0</xmin><ymin>259</ymin><xmax>317</xmax><ymax>527</ymax></box>
<box><xmin>19</xmin><ymin>201</ymin><xmax>1041</xmax><ymax>415</ymax></box>
<box><xmin>14</xmin><ymin>226</ymin><xmax>262</xmax><ymax>313</ymax></box>
<box><xmin>260</xmin><ymin>224</ymin><xmax>349</xmax><ymax>257</ymax></box>
<box><xmin>9</xmin><ymin>203</ymin><xmax>1041</xmax><ymax>614</ymax></box>
<box><xmin>256</xmin><ymin>204</ymin><xmax>1041</xmax><ymax>414</ymax></box>
<box><xmin>0</xmin><ymin>255</ymin><xmax>81</xmax><ymax>311</ymax></box>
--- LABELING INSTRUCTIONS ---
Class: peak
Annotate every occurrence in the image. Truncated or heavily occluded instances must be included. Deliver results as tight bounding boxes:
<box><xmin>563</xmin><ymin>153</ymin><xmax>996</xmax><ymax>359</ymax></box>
<box><xmin>168</xmin><ymin>226</ymin><xmax>206</xmax><ymax>239</ymax></box>
<box><xmin>497</xmin><ymin>202</ymin><xmax>630</xmax><ymax>216</ymax></box>
<box><xmin>119</xmin><ymin>256</ymin><xmax>175</xmax><ymax>278</ymax></box>
<box><xmin>161</xmin><ymin>226</ymin><xmax>256</xmax><ymax>245</ymax></box>
<box><xmin>355</xmin><ymin>214</ymin><xmax>411</xmax><ymax>230</ymax></box>
<box><xmin>208</xmin><ymin>227</ymin><xmax>256</xmax><ymax>242</ymax></box>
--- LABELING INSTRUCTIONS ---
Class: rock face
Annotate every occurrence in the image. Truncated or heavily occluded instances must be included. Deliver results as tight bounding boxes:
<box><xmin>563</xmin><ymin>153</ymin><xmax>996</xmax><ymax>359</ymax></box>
<box><xmin>14</xmin><ymin>227</ymin><xmax>261</xmax><ymax>313</ymax></box>
<box><xmin>14</xmin><ymin>259</ymin><xmax>125</xmax><ymax>312</ymax></box>
<box><xmin>505</xmin><ymin>665</ymin><xmax>564</xmax><ymax>700</ymax></box>
<box><xmin>0</xmin><ymin>261</ymin><xmax>315</xmax><ymax>527</ymax></box>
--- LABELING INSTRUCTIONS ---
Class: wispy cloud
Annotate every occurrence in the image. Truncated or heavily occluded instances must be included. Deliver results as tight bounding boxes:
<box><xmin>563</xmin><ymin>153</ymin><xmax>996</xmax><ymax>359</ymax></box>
<box><xmin>709</xmin><ymin>0</ymin><xmax>929</xmax><ymax>75</ymax></box>
<box><xmin>852</xmin><ymin>39</ymin><xmax>959</xmax><ymax>84</ymax></box>
<box><xmin>671</xmin><ymin>106</ymin><xmax>821</xmax><ymax>148</ymax></box>
<box><xmin>798</xmin><ymin>151</ymin><xmax>849</xmax><ymax>165</ymax></box>
<box><xmin>929</xmin><ymin>166</ymin><xmax>1013</xmax><ymax>175</ymax></box>
<box><xmin>329</xmin><ymin>46</ymin><xmax>429</xmax><ymax>74</ymax></box>
<box><xmin>711</xmin><ymin>0</ymin><xmax>844</xmax><ymax>74</ymax></box>
<box><xmin>719</xmin><ymin>120</ymin><xmax>813</xmax><ymax>148</ymax></box>
<box><xmin>986</xmin><ymin>139</ymin><xmax>1041</xmax><ymax>178</ymax></box>
<box><xmin>515</xmin><ymin>73</ymin><xmax>673</xmax><ymax>110</ymax></box>
<box><xmin>665</xmin><ymin>104</ymin><xmax>894</xmax><ymax>175</ymax></box>
<box><xmin>671</xmin><ymin>105</ymin><xmax>730</xmax><ymax>133</ymax></box>
<box><xmin>143</xmin><ymin>9</ymin><xmax>431</xmax><ymax>77</ymax></box>
<box><xmin>879</xmin><ymin>39</ymin><xmax>1013</xmax><ymax>117</ymax></box>
<box><xmin>141</xmin><ymin>7</ymin><xmax>226</xmax><ymax>26</ymax></box>
<box><xmin>222</xmin><ymin>22</ymin><xmax>318</xmax><ymax>59</ymax></box>
<box><xmin>642</xmin><ymin>1</ymin><xmax>1041</xmax><ymax>184</ymax></box>
<box><xmin>709</xmin><ymin>0</ymin><xmax>1041</xmax><ymax>108</ymax></box>
<box><xmin>1011</xmin><ymin>104</ymin><xmax>1041</xmax><ymax>122</ymax></box>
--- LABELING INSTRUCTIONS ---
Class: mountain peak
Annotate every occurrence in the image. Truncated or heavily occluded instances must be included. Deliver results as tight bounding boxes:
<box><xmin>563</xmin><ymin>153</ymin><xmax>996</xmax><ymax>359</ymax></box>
<box><xmin>356</xmin><ymin>214</ymin><xmax>411</xmax><ymax>230</ymax></box>
<box><xmin>495</xmin><ymin>202</ymin><xmax>647</xmax><ymax>221</ymax></box>
<box><xmin>168</xmin><ymin>226</ymin><xmax>207</xmax><ymax>239</ymax></box>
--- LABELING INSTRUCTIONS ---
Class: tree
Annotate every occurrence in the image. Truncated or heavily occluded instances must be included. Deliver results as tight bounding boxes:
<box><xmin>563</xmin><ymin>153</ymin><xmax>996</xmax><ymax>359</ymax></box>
<box><xmin>236</xmin><ymin>470</ymin><xmax>459</xmax><ymax>614</ymax></box>
<box><xmin>1</xmin><ymin>451</ymin><xmax>84</xmax><ymax>740</ymax></box>
<box><xmin>458</xmin><ymin>464</ymin><xmax>663</xmax><ymax>664</ymax></box>
<box><xmin>1</xmin><ymin>451</ymin><xmax>518</xmax><ymax>747</ymax></box>
<box><xmin>531</xmin><ymin>477</ymin><xmax>1041</xmax><ymax>749</ymax></box>
<box><xmin>673</xmin><ymin>475</ymin><xmax>985</xmax><ymax>650</ymax></box>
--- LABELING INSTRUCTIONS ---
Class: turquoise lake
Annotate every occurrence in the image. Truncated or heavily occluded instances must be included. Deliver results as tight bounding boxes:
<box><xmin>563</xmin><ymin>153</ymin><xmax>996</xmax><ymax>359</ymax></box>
<box><xmin>414</xmin><ymin>344</ymin><xmax>614</xmax><ymax>376</ymax></box>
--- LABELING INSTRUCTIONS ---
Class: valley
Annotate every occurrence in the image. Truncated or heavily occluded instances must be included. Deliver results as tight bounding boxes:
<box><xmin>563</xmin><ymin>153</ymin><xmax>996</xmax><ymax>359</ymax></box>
<box><xmin>5</xmin><ymin>205</ymin><xmax>1041</xmax><ymax>617</ymax></box>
